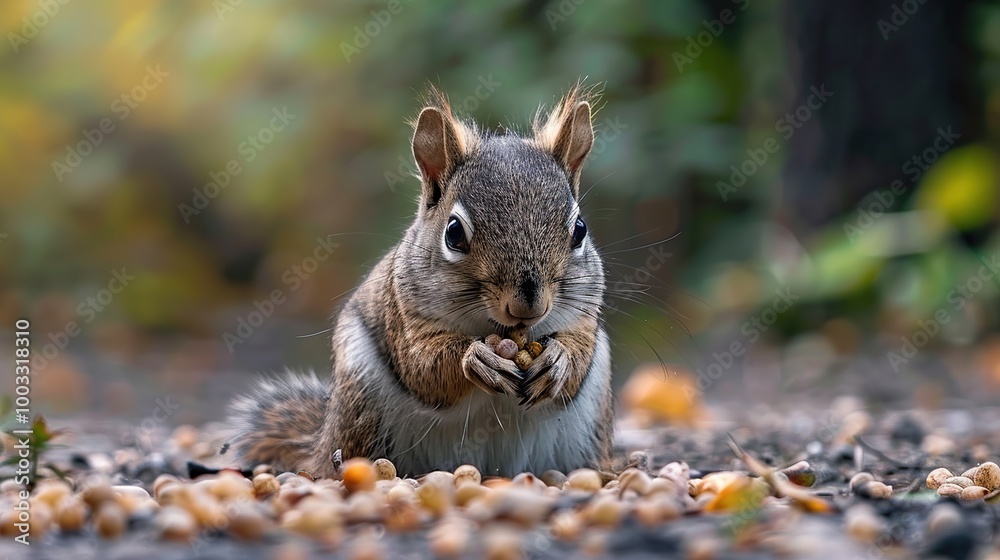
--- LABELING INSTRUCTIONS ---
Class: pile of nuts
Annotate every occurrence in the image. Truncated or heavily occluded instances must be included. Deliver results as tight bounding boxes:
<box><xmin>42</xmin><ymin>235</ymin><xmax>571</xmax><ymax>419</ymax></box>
<box><xmin>485</xmin><ymin>328</ymin><xmax>544</xmax><ymax>372</ymax></box>
<box><xmin>925</xmin><ymin>461</ymin><xmax>1000</xmax><ymax>500</ymax></box>
<box><xmin>0</xmin><ymin>454</ymin><xmax>832</xmax><ymax>557</ymax></box>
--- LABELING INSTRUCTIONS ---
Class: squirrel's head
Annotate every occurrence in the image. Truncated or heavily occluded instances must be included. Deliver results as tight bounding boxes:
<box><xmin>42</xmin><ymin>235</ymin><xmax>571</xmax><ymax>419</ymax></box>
<box><xmin>396</xmin><ymin>85</ymin><xmax>605</xmax><ymax>336</ymax></box>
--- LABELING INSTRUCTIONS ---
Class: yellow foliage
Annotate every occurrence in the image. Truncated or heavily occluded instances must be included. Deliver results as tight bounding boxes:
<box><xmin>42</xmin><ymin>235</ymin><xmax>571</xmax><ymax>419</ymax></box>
<box><xmin>915</xmin><ymin>144</ymin><xmax>997</xmax><ymax>230</ymax></box>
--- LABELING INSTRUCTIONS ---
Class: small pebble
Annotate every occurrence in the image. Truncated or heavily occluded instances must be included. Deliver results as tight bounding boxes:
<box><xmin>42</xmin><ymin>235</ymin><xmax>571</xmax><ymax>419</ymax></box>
<box><xmin>540</xmin><ymin>470</ymin><xmax>567</xmax><ymax>488</ymax></box>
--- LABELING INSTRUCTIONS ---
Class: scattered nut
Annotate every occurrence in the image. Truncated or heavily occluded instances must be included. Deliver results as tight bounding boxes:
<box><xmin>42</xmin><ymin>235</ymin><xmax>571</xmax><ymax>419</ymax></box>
<box><xmin>342</xmin><ymin>459</ymin><xmax>378</xmax><ymax>494</ymax></box>
<box><xmin>973</xmin><ymin>461</ymin><xmax>1000</xmax><ymax>491</ymax></box>
<box><xmin>936</xmin><ymin>483</ymin><xmax>964</xmax><ymax>498</ymax></box>
<box><xmin>526</xmin><ymin>341</ymin><xmax>543</xmax><ymax>358</ymax></box>
<box><xmin>373</xmin><ymin>458</ymin><xmax>397</xmax><ymax>481</ymax></box>
<box><xmin>926</xmin><ymin>468</ymin><xmax>954</xmax><ymax>490</ymax></box>
<box><xmin>960</xmin><ymin>486</ymin><xmax>989</xmax><ymax>500</ymax></box>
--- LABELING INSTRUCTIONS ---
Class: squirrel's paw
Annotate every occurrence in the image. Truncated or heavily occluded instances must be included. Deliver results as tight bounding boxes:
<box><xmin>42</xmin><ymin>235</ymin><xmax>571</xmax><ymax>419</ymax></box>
<box><xmin>462</xmin><ymin>340</ymin><xmax>522</xmax><ymax>396</ymax></box>
<box><xmin>519</xmin><ymin>337</ymin><xmax>570</xmax><ymax>408</ymax></box>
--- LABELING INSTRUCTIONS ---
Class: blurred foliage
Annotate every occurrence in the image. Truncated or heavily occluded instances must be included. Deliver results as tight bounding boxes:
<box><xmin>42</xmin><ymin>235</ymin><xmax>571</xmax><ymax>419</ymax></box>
<box><xmin>1</xmin><ymin>0</ymin><xmax>999</xmax><ymax>415</ymax></box>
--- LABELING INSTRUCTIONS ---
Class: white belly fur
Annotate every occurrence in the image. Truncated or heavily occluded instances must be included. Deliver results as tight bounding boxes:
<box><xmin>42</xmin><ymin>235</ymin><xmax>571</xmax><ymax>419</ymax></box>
<box><xmin>345</xmin><ymin>322</ymin><xmax>611</xmax><ymax>478</ymax></box>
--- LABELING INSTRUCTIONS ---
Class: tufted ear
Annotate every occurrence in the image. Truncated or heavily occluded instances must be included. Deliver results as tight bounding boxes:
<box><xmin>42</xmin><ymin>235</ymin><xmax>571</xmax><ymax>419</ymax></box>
<box><xmin>532</xmin><ymin>85</ymin><xmax>598</xmax><ymax>196</ymax></box>
<box><xmin>412</xmin><ymin>106</ymin><xmax>462</xmax><ymax>208</ymax></box>
<box><xmin>549</xmin><ymin>101</ymin><xmax>594</xmax><ymax>193</ymax></box>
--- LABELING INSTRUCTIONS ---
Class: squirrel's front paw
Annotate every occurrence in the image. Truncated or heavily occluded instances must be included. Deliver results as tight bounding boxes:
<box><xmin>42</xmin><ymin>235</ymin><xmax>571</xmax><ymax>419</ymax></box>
<box><xmin>462</xmin><ymin>341</ymin><xmax>522</xmax><ymax>396</ymax></box>
<box><xmin>519</xmin><ymin>337</ymin><xmax>570</xmax><ymax>408</ymax></box>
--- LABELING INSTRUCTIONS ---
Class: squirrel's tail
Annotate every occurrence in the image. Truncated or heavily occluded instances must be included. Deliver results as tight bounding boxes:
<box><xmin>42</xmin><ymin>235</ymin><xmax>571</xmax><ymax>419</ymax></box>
<box><xmin>222</xmin><ymin>371</ymin><xmax>328</xmax><ymax>472</ymax></box>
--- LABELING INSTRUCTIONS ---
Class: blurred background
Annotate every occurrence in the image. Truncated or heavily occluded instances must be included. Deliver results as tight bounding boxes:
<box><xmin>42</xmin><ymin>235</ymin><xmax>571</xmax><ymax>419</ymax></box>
<box><xmin>1</xmin><ymin>0</ymin><xmax>999</xmax><ymax>428</ymax></box>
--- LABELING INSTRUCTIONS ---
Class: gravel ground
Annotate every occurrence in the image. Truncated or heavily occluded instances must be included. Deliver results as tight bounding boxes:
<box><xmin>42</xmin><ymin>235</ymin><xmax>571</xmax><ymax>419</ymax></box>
<box><xmin>1</xmin><ymin>400</ymin><xmax>999</xmax><ymax>559</ymax></box>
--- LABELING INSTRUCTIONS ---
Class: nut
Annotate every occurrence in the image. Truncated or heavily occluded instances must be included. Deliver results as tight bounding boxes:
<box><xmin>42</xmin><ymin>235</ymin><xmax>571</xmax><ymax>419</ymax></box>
<box><xmin>526</xmin><ymin>341</ymin><xmax>544</xmax><ymax>358</ymax></box>
<box><xmin>514</xmin><ymin>350</ymin><xmax>533</xmax><ymax>370</ymax></box>
<box><xmin>960</xmin><ymin>486</ymin><xmax>989</xmax><ymax>500</ymax></box>
<box><xmin>936</xmin><ymin>483</ymin><xmax>963</xmax><ymax>498</ymax></box>
<box><xmin>925</xmin><ymin>468</ymin><xmax>954</xmax><ymax>490</ymax></box>
<box><xmin>342</xmin><ymin>459</ymin><xmax>377</xmax><ymax>494</ymax></box>
<box><xmin>972</xmin><ymin>461</ymin><xmax>1000</xmax><ymax>491</ymax></box>
<box><xmin>495</xmin><ymin>339</ymin><xmax>518</xmax><ymax>360</ymax></box>
<box><xmin>373</xmin><ymin>458</ymin><xmax>397</xmax><ymax>481</ymax></box>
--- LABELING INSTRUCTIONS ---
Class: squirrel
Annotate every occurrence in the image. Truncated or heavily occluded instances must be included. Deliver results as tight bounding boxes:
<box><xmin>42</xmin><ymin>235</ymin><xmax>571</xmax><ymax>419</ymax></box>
<box><xmin>223</xmin><ymin>84</ymin><xmax>613</xmax><ymax>478</ymax></box>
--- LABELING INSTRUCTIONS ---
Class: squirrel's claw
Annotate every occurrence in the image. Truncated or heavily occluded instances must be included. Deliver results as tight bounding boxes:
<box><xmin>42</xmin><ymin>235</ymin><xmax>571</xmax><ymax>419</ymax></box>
<box><xmin>462</xmin><ymin>341</ymin><xmax>521</xmax><ymax>396</ymax></box>
<box><xmin>519</xmin><ymin>339</ymin><xmax>569</xmax><ymax>407</ymax></box>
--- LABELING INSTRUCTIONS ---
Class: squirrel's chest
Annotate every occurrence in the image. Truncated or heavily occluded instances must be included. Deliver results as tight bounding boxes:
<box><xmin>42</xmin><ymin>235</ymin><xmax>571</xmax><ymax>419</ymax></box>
<box><xmin>380</xmin><ymin>390</ymin><xmax>600</xmax><ymax>478</ymax></box>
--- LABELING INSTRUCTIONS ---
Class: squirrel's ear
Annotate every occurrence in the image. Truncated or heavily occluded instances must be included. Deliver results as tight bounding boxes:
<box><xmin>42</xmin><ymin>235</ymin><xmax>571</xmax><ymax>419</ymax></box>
<box><xmin>549</xmin><ymin>101</ymin><xmax>594</xmax><ymax>196</ymax></box>
<box><xmin>412</xmin><ymin>107</ymin><xmax>461</xmax><ymax>207</ymax></box>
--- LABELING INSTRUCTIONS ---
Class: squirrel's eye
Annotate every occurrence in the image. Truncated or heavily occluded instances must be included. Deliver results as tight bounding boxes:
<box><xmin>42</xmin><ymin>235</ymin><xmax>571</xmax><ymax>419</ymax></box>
<box><xmin>571</xmin><ymin>217</ymin><xmax>587</xmax><ymax>249</ymax></box>
<box><xmin>445</xmin><ymin>216</ymin><xmax>470</xmax><ymax>253</ymax></box>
